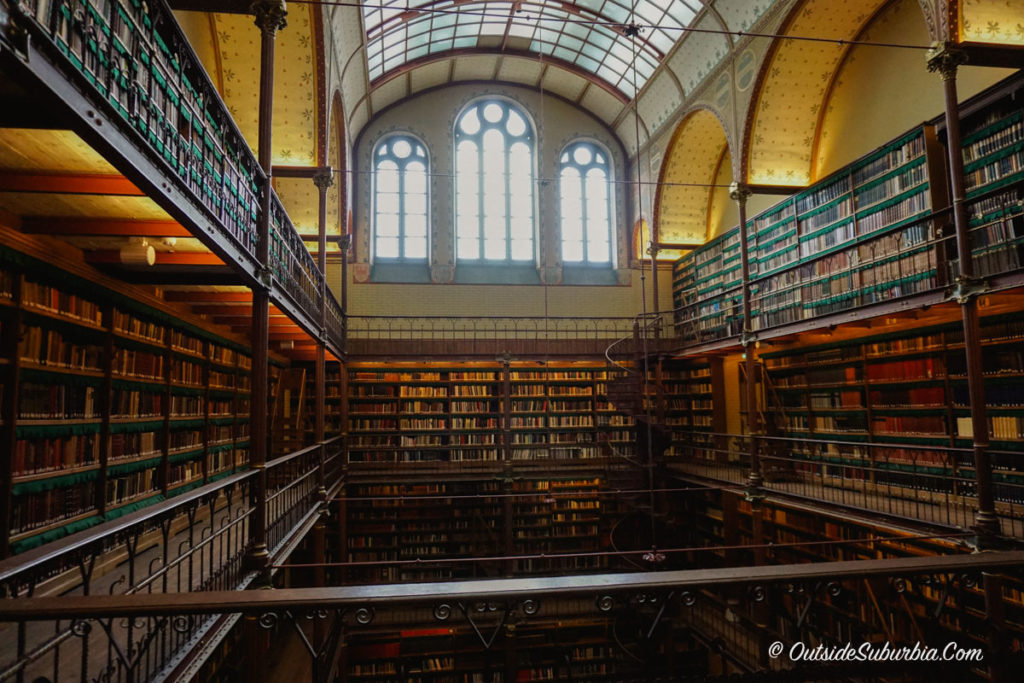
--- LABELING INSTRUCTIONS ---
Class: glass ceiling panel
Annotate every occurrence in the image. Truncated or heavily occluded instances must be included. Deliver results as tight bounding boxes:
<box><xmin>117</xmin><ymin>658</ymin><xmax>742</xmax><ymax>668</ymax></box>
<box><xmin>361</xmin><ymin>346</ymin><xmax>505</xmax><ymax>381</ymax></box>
<box><xmin>362</xmin><ymin>0</ymin><xmax>702</xmax><ymax>97</ymax></box>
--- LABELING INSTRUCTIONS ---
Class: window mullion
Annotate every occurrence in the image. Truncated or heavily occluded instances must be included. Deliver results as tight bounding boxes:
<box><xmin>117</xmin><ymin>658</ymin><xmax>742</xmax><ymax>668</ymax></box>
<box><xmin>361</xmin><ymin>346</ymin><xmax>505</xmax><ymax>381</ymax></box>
<box><xmin>477</xmin><ymin>132</ymin><xmax>484</xmax><ymax>260</ymax></box>
<box><xmin>505</xmin><ymin>127</ymin><xmax>512</xmax><ymax>262</ymax></box>
<box><xmin>397</xmin><ymin>157</ymin><xmax>406</xmax><ymax>260</ymax></box>
<box><xmin>580</xmin><ymin>160</ymin><xmax>590</xmax><ymax>263</ymax></box>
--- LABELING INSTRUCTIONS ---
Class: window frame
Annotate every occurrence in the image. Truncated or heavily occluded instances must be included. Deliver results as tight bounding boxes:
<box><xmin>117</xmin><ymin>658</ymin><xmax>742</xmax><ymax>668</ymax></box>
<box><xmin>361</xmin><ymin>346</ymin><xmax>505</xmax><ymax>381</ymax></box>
<box><xmin>558</xmin><ymin>139</ymin><xmax>616</xmax><ymax>267</ymax></box>
<box><xmin>453</xmin><ymin>97</ymin><xmax>538</xmax><ymax>264</ymax></box>
<box><xmin>371</xmin><ymin>133</ymin><xmax>431</xmax><ymax>263</ymax></box>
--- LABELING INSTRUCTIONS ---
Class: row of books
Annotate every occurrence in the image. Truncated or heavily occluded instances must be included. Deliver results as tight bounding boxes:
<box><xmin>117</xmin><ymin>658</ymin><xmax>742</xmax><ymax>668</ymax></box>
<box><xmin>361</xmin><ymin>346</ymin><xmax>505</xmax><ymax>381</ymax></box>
<box><xmin>853</xmin><ymin>133</ymin><xmax>927</xmax><ymax>186</ymax></box>
<box><xmin>13</xmin><ymin>435</ymin><xmax>99</xmax><ymax>475</ymax></box>
<box><xmin>113</xmin><ymin>389</ymin><xmax>165</xmax><ymax>418</ymax></box>
<box><xmin>19</xmin><ymin>327</ymin><xmax>103</xmax><ymax>371</ymax></box>
<box><xmin>109</xmin><ymin>432</ymin><xmax>159</xmax><ymax>461</ymax></box>
<box><xmin>112</xmin><ymin>310</ymin><xmax>165</xmax><ymax>343</ymax></box>
<box><xmin>957</xmin><ymin>416</ymin><xmax>1024</xmax><ymax>440</ymax></box>
<box><xmin>22</xmin><ymin>280</ymin><xmax>102</xmax><ymax>325</ymax></box>
<box><xmin>964</xmin><ymin>148</ymin><xmax>1024</xmax><ymax>193</ymax></box>
<box><xmin>962</xmin><ymin>113</ymin><xmax>1021</xmax><ymax>164</ymax></box>
<box><xmin>105</xmin><ymin>470</ymin><xmax>158</xmax><ymax>506</ymax></box>
<box><xmin>19</xmin><ymin>384</ymin><xmax>98</xmax><ymax>419</ymax></box>
<box><xmin>112</xmin><ymin>349</ymin><xmax>164</xmax><ymax>380</ymax></box>
<box><xmin>10</xmin><ymin>484</ymin><xmax>95</xmax><ymax>536</ymax></box>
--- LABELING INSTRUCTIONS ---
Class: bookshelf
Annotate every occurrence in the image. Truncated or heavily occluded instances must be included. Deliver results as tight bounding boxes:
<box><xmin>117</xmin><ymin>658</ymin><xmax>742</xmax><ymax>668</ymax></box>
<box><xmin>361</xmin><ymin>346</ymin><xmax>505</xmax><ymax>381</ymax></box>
<box><xmin>0</xmin><ymin>246</ymin><xmax>259</xmax><ymax>556</ymax></box>
<box><xmin>757</xmin><ymin>312</ymin><xmax>1024</xmax><ymax>502</ymax></box>
<box><xmin>948</xmin><ymin>79</ymin><xmax>1024</xmax><ymax>280</ymax></box>
<box><xmin>346</xmin><ymin>361</ymin><xmax>637</xmax><ymax>464</ymax></box>
<box><xmin>661</xmin><ymin>359</ymin><xmax>716</xmax><ymax>460</ymax></box>
<box><xmin>673</xmin><ymin>123</ymin><xmax>947</xmax><ymax>342</ymax></box>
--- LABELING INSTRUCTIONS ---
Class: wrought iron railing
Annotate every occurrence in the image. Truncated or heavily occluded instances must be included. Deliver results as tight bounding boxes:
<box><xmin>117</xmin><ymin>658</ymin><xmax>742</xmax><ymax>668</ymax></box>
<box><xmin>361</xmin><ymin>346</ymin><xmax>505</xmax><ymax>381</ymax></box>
<box><xmin>0</xmin><ymin>437</ymin><xmax>342</xmax><ymax>682</ymax></box>
<box><xmin>346</xmin><ymin>315</ymin><xmax>653</xmax><ymax>342</ymax></box>
<box><xmin>269</xmin><ymin>193</ymin><xmax>323</xmax><ymax>328</ymax></box>
<box><xmin>0</xmin><ymin>552</ymin><xmax>1020</xmax><ymax>682</ymax></box>
<box><xmin>667</xmin><ymin>431</ymin><xmax>1024</xmax><ymax>539</ymax></box>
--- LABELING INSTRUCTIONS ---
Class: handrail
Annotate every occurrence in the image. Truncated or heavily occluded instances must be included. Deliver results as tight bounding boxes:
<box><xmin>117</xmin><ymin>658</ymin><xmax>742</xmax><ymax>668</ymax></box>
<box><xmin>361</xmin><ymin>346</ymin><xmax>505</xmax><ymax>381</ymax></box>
<box><xmin>681</xmin><ymin>429</ymin><xmax>977</xmax><ymax>455</ymax></box>
<box><xmin>0</xmin><ymin>470</ymin><xmax>252</xmax><ymax>586</ymax></box>
<box><xmin>268</xmin><ymin>435</ymin><xmax>342</xmax><ymax>469</ymax></box>
<box><xmin>2</xmin><ymin>551</ymin><xmax>1022</xmax><ymax>619</ymax></box>
<box><xmin>0</xmin><ymin>437</ymin><xmax>342</xmax><ymax>587</ymax></box>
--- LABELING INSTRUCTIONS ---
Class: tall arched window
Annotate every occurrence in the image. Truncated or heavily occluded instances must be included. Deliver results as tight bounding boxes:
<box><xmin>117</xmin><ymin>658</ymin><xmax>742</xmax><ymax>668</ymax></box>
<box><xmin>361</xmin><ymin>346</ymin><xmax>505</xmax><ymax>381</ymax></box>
<box><xmin>373</xmin><ymin>135</ymin><xmax>428</xmax><ymax>260</ymax></box>
<box><xmin>560</xmin><ymin>141</ymin><xmax>613</xmax><ymax>264</ymax></box>
<box><xmin>455</xmin><ymin>99</ymin><xmax>535</xmax><ymax>262</ymax></box>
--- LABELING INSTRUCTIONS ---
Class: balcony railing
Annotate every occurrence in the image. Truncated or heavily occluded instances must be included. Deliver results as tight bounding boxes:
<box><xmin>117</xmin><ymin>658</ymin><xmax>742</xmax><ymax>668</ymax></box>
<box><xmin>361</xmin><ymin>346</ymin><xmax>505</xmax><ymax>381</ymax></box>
<box><xmin>667</xmin><ymin>431</ymin><xmax>1024</xmax><ymax>539</ymax></box>
<box><xmin>0</xmin><ymin>437</ymin><xmax>342</xmax><ymax>682</ymax></box>
<box><xmin>1</xmin><ymin>0</ymin><xmax>344</xmax><ymax>354</ymax></box>
<box><xmin>0</xmin><ymin>552</ymin><xmax>1021</xmax><ymax>682</ymax></box>
<box><xmin>347</xmin><ymin>315</ymin><xmax>657</xmax><ymax>342</ymax></box>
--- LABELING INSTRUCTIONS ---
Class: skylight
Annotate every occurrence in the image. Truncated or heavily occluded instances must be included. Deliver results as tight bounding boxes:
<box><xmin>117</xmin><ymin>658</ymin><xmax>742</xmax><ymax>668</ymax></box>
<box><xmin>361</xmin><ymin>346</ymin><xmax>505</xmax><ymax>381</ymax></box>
<box><xmin>362</xmin><ymin>0</ymin><xmax>701</xmax><ymax>98</ymax></box>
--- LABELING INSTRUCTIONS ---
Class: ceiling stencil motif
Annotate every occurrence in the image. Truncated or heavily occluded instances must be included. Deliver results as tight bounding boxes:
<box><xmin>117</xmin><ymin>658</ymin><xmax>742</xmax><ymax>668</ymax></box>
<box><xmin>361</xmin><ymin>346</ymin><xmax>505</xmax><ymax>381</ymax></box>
<box><xmin>746</xmin><ymin>0</ymin><xmax>883</xmax><ymax>186</ymax></box>
<box><xmin>657</xmin><ymin>109</ymin><xmax>729</xmax><ymax>244</ymax></box>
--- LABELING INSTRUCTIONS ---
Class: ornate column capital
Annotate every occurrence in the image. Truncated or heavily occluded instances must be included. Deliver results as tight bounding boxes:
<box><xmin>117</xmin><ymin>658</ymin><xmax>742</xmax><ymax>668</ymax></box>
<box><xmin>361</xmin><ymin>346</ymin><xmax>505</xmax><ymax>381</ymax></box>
<box><xmin>251</xmin><ymin>0</ymin><xmax>287</xmax><ymax>35</ymax></box>
<box><xmin>312</xmin><ymin>168</ymin><xmax>334</xmax><ymax>192</ymax></box>
<box><xmin>926</xmin><ymin>41</ymin><xmax>968</xmax><ymax>81</ymax></box>
<box><xmin>729</xmin><ymin>181</ymin><xmax>752</xmax><ymax>203</ymax></box>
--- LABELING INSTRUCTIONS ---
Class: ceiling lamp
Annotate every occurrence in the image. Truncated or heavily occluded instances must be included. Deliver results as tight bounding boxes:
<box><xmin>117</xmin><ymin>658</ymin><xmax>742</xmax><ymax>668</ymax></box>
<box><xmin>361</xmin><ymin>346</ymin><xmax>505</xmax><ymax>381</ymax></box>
<box><xmin>120</xmin><ymin>239</ymin><xmax>156</xmax><ymax>266</ymax></box>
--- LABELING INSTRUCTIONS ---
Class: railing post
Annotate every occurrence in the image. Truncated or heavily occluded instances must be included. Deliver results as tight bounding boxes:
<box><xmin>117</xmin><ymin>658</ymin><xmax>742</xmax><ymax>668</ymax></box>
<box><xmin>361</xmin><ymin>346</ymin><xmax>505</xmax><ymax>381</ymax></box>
<box><xmin>247</xmin><ymin>0</ymin><xmax>288</xmax><ymax>582</ymax></box>
<box><xmin>313</xmin><ymin>169</ymin><xmax>333</xmax><ymax>503</ymax></box>
<box><xmin>926</xmin><ymin>44</ymin><xmax>1000</xmax><ymax>543</ymax></box>
<box><xmin>731</xmin><ymin>183</ymin><xmax>763</xmax><ymax>501</ymax></box>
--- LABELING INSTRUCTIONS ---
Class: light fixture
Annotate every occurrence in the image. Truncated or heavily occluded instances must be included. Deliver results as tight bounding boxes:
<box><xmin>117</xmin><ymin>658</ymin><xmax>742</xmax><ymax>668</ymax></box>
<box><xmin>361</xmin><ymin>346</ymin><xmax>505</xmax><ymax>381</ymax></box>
<box><xmin>120</xmin><ymin>239</ymin><xmax>155</xmax><ymax>266</ymax></box>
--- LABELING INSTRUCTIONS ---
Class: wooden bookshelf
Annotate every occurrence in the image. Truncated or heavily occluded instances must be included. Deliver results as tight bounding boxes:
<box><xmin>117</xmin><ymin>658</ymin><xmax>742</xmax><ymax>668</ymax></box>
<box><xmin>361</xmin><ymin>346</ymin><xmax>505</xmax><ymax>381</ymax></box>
<box><xmin>346</xmin><ymin>361</ymin><xmax>637</xmax><ymax>464</ymax></box>
<box><xmin>756</xmin><ymin>312</ymin><xmax>1024</xmax><ymax>502</ymax></box>
<box><xmin>0</xmin><ymin>248</ymin><xmax>259</xmax><ymax>556</ymax></box>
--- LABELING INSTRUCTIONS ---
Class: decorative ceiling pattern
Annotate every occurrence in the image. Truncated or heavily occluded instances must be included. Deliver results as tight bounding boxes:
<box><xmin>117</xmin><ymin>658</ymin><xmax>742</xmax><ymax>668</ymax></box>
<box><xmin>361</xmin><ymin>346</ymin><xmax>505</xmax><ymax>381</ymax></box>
<box><xmin>665</xmin><ymin>12</ymin><xmax>730</xmax><ymax>95</ymax></box>
<box><xmin>960</xmin><ymin>0</ymin><xmax>1024</xmax><ymax>45</ymax></box>
<box><xmin>714</xmin><ymin>0</ymin><xmax>776</xmax><ymax>33</ymax></box>
<box><xmin>361</xmin><ymin>0</ymin><xmax>703</xmax><ymax>98</ymax></box>
<box><xmin>656</xmin><ymin>109</ymin><xmax>729</xmax><ymax>244</ymax></box>
<box><xmin>746</xmin><ymin>0</ymin><xmax>883</xmax><ymax>186</ymax></box>
<box><xmin>636</xmin><ymin>71</ymin><xmax>685</xmax><ymax>135</ymax></box>
<box><xmin>211</xmin><ymin>5</ymin><xmax>319</xmax><ymax>165</ymax></box>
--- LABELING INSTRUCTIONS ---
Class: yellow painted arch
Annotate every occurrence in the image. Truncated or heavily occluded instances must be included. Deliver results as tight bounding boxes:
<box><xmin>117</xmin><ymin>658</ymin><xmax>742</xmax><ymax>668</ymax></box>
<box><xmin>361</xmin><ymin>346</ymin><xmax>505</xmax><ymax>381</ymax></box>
<box><xmin>654</xmin><ymin>108</ymin><xmax>731</xmax><ymax>248</ymax></box>
<box><xmin>744</xmin><ymin>0</ymin><xmax>889</xmax><ymax>187</ymax></box>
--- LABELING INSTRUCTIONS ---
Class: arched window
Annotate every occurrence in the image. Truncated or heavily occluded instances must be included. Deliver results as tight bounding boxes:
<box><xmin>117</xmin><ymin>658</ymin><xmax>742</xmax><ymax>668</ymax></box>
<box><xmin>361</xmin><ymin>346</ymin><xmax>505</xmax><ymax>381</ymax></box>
<box><xmin>373</xmin><ymin>135</ymin><xmax>428</xmax><ymax>260</ymax></box>
<box><xmin>559</xmin><ymin>141</ymin><xmax>613</xmax><ymax>264</ymax></box>
<box><xmin>455</xmin><ymin>99</ymin><xmax>535</xmax><ymax>262</ymax></box>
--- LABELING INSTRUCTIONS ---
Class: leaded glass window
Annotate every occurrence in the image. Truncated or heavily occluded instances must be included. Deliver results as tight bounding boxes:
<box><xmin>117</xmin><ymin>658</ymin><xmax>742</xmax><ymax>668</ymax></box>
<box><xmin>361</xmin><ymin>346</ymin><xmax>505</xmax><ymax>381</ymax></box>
<box><xmin>560</xmin><ymin>141</ymin><xmax>613</xmax><ymax>264</ymax></box>
<box><xmin>373</xmin><ymin>135</ymin><xmax>428</xmax><ymax>260</ymax></box>
<box><xmin>455</xmin><ymin>100</ymin><xmax>535</xmax><ymax>262</ymax></box>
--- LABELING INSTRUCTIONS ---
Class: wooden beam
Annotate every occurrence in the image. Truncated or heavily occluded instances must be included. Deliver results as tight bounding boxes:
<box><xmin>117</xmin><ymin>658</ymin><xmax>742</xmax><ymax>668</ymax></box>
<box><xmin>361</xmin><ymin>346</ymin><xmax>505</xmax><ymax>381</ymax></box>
<box><xmin>272</xmin><ymin>165</ymin><xmax>331</xmax><ymax>179</ymax></box>
<box><xmin>164</xmin><ymin>291</ymin><xmax>254</xmax><ymax>303</ymax></box>
<box><xmin>85</xmin><ymin>251</ymin><xmax>226</xmax><ymax>266</ymax></box>
<box><xmin>193</xmin><ymin>304</ymin><xmax>287</xmax><ymax>316</ymax></box>
<box><xmin>22</xmin><ymin>218</ymin><xmax>189</xmax><ymax>237</ymax></box>
<box><xmin>0</xmin><ymin>172</ymin><xmax>143</xmax><ymax>196</ymax></box>
<box><xmin>0</xmin><ymin>206</ymin><xmax>22</xmax><ymax>231</ymax></box>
